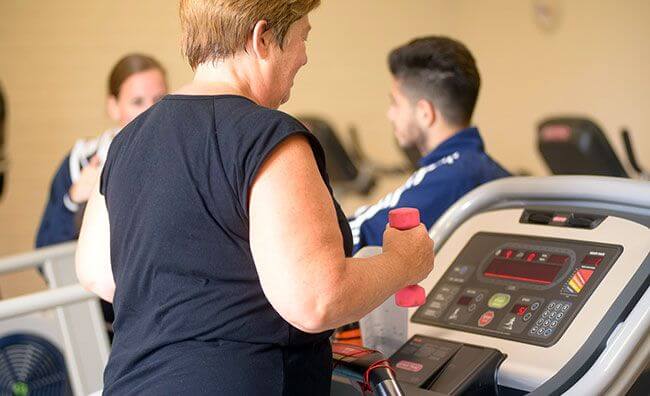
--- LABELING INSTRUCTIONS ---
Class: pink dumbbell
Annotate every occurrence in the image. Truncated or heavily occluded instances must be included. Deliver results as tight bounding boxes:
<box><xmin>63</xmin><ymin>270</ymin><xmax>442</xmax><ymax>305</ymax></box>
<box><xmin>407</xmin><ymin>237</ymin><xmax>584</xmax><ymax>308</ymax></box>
<box><xmin>388</xmin><ymin>208</ymin><xmax>426</xmax><ymax>307</ymax></box>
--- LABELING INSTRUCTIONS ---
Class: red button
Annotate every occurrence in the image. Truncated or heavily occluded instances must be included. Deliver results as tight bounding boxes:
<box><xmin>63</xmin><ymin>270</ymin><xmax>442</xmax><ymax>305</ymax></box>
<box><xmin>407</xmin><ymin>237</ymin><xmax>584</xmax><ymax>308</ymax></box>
<box><xmin>525</xmin><ymin>252</ymin><xmax>538</xmax><ymax>262</ymax></box>
<box><xmin>478</xmin><ymin>311</ymin><xmax>495</xmax><ymax>327</ymax></box>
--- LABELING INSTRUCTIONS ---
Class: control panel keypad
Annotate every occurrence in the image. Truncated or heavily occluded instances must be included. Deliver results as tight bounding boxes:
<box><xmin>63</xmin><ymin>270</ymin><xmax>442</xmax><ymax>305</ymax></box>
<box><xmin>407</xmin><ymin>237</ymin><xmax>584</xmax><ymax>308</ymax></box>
<box><xmin>529</xmin><ymin>300</ymin><xmax>572</xmax><ymax>338</ymax></box>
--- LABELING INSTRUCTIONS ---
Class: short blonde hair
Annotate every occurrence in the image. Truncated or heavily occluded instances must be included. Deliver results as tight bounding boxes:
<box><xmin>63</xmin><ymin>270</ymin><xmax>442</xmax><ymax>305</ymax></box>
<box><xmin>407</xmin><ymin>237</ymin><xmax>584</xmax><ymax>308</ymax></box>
<box><xmin>180</xmin><ymin>0</ymin><xmax>320</xmax><ymax>69</ymax></box>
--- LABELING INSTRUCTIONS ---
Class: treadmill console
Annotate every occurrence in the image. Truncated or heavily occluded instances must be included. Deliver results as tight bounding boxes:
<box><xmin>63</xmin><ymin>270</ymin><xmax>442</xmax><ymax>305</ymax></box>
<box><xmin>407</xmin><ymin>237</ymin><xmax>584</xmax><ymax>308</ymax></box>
<box><xmin>412</xmin><ymin>232</ymin><xmax>622</xmax><ymax>346</ymax></box>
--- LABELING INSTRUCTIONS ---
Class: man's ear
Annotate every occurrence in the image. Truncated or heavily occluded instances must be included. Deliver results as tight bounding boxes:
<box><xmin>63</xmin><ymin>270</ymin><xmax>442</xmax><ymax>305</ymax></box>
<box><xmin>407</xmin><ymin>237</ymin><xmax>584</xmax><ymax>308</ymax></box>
<box><xmin>251</xmin><ymin>20</ymin><xmax>273</xmax><ymax>59</ymax></box>
<box><xmin>415</xmin><ymin>99</ymin><xmax>436</xmax><ymax>129</ymax></box>
<box><xmin>107</xmin><ymin>96</ymin><xmax>120</xmax><ymax>122</ymax></box>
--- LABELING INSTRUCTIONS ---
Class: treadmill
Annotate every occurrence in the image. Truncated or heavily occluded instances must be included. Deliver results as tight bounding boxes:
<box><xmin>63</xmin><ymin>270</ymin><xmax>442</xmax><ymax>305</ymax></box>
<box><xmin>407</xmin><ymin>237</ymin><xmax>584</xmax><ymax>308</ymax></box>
<box><xmin>333</xmin><ymin>176</ymin><xmax>650</xmax><ymax>395</ymax></box>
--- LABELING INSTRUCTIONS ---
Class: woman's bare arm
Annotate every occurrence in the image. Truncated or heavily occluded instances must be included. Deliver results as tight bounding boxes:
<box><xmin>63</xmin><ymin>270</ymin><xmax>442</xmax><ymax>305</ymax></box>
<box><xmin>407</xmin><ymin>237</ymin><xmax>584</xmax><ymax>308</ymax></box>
<box><xmin>249</xmin><ymin>135</ymin><xmax>433</xmax><ymax>333</ymax></box>
<box><xmin>75</xmin><ymin>178</ymin><xmax>115</xmax><ymax>302</ymax></box>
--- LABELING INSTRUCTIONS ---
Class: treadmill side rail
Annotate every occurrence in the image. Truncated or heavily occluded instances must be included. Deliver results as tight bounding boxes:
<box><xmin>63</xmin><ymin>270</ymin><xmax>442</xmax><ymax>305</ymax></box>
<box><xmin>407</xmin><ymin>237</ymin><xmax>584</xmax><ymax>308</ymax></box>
<box><xmin>562</xmin><ymin>284</ymin><xmax>650</xmax><ymax>395</ymax></box>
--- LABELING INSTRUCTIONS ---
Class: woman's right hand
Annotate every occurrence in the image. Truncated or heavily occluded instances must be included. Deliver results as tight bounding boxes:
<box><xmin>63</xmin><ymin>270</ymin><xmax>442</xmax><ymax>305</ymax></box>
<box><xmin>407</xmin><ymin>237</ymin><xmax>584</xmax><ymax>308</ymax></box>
<box><xmin>69</xmin><ymin>155</ymin><xmax>102</xmax><ymax>204</ymax></box>
<box><xmin>382</xmin><ymin>224</ymin><xmax>434</xmax><ymax>286</ymax></box>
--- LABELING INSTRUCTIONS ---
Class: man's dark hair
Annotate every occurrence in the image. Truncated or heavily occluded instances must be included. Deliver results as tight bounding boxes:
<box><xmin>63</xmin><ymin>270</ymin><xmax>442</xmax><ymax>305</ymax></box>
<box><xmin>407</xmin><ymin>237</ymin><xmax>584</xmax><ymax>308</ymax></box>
<box><xmin>389</xmin><ymin>36</ymin><xmax>480</xmax><ymax>126</ymax></box>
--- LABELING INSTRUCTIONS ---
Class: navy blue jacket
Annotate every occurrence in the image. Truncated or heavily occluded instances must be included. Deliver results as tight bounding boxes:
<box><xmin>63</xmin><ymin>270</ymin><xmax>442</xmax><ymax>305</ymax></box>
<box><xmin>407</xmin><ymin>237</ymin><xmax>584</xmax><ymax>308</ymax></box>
<box><xmin>35</xmin><ymin>155</ymin><xmax>79</xmax><ymax>247</ymax></box>
<box><xmin>349</xmin><ymin>127</ymin><xmax>510</xmax><ymax>253</ymax></box>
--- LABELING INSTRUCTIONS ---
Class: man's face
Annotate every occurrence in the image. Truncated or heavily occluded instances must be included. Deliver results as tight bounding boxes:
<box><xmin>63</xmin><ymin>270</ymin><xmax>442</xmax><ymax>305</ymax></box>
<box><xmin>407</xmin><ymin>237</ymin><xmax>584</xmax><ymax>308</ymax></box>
<box><xmin>386</xmin><ymin>78</ymin><xmax>422</xmax><ymax>149</ymax></box>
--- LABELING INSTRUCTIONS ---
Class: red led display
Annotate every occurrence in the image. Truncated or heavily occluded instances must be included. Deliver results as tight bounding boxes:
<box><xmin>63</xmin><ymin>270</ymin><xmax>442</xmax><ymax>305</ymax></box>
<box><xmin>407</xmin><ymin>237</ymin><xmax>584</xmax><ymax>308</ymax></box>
<box><xmin>484</xmin><ymin>258</ymin><xmax>563</xmax><ymax>285</ymax></box>
<box><xmin>457</xmin><ymin>296</ymin><xmax>473</xmax><ymax>306</ymax></box>
<box><xmin>582</xmin><ymin>255</ymin><xmax>604</xmax><ymax>266</ymax></box>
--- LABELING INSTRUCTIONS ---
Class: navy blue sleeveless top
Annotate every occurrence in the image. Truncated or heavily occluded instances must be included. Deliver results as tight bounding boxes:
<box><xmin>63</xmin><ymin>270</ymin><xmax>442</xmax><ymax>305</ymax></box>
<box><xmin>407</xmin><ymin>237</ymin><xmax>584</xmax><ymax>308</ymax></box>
<box><xmin>100</xmin><ymin>95</ymin><xmax>353</xmax><ymax>395</ymax></box>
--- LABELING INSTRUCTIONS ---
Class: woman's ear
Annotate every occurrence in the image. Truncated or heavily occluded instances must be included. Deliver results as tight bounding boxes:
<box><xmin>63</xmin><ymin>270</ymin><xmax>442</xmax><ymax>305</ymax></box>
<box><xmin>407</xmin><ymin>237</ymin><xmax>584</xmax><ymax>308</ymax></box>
<box><xmin>415</xmin><ymin>99</ymin><xmax>436</xmax><ymax>129</ymax></box>
<box><xmin>251</xmin><ymin>20</ymin><xmax>272</xmax><ymax>59</ymax></box>
<box><xmin>107</xmin><ymin>95</ymin><xmax>120</xmax><ymax>122</ymax></box>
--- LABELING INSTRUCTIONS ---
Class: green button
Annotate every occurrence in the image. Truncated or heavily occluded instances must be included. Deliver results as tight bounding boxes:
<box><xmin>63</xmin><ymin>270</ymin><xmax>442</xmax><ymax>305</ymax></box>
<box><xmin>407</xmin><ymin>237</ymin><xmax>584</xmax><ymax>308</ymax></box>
<box><xmin>488</xmin><ymin>293</ymin><xmax>511</xmax><ymax>309</ymax></box>
<box><xmin>12</xmin><ymin>382</ymin><xmax>29</xmax><ymax>396</ymax></box>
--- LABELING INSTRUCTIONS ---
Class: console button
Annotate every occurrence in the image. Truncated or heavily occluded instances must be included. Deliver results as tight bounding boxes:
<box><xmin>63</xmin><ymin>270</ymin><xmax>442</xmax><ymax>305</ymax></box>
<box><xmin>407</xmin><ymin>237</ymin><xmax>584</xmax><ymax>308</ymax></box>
<box><xmin>478</xmin><ymin>311</ymin><xmax>495</xmax><ymax>327</ymax></box>
<box><xmin>488</xmin><ymin>293</ymin><xmax>511</xmax><ymax>309</ymax></box>
<box><xmin>523</xmin><ymin>312</ymin><xmax>533</xmax><ymax>322</ymax></box>
<box><xmin>498</xmin><ymin>313</ymin><xmax>527</xmax><ymax>334</ymax></box>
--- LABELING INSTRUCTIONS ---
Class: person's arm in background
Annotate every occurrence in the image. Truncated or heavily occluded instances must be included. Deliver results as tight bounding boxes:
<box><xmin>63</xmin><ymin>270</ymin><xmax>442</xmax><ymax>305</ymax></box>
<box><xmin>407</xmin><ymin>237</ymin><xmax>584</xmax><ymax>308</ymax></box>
<box><xmin>349</xmin><ymin>162</ymin><xmax>461</xmax><ymax>254</ymax></box>
<box><xmin>75</xmin><ymin>173</ymin><xmax>114</xmax><ymax>302</ymax></box>
<box><xmin>36</xmin><ymin>154</ymin><xmax>102</xmax><ymax>248</ymax></box>
<box><xmin>249</xmin><ymin>135</ymin><xmax>434</xmax><ymax>334</ymax></box>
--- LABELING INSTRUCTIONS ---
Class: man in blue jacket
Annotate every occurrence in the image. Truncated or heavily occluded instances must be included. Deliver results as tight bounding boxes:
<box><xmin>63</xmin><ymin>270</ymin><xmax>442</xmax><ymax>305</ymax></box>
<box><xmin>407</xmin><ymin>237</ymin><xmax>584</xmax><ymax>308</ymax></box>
<box><xmin>350</xmin><ymin>36</ymin><xmax>510</xmax><ymax>252</ymax></box>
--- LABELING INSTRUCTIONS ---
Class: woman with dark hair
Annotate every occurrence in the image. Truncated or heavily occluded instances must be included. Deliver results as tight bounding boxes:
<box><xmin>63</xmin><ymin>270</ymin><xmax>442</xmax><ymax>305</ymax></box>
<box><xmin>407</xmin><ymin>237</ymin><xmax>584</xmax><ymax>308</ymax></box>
<box><xmin>36</xmin><ymin>54</ymin><xmax>167</xmax><ymax>247</ymax></box>
<box><xmin>76</xmin><ymin>1</ymin><xmax>433</xmax><ymax>394</ymax></box>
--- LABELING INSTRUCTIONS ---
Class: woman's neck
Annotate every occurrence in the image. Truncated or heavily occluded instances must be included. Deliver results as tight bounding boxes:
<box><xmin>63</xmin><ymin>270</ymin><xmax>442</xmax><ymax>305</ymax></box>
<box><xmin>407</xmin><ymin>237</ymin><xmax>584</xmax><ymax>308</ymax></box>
<box><xmin>176</xmin><ymin>59</ymin><xmax>261</xmax><ymax>104</ymax></box>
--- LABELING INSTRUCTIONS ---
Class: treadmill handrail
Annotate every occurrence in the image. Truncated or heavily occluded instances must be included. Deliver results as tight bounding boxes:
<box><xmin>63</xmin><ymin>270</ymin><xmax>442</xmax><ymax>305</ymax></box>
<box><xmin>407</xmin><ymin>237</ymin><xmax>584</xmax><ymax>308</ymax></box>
<box><xmin>562</xmin><ymin>285</ymin><xmax>650</xmax><ymax>395</ymax></box>
<box><xmin>430</xmin><ymin>176</ymin><xmax>650</xmax><ymax>252</ymax></box>
<box><xmin>0</xmin><ymin>241</ymin><xmax>76</xmax><ymax>274</ymax></box>
<box><xmin>622</xmin><ymin>129</ymin><xmax>648</xmax><ymax>176</ymax></box>
<box><xmin>0</xmin><ymin>284</ymin><xmax>95</xmax><ymax>320</ymax></box>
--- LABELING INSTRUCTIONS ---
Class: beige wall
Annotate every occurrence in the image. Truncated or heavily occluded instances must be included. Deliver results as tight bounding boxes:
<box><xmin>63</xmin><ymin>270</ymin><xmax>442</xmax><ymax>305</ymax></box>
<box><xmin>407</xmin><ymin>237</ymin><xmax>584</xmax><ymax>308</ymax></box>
<box><xmin>0</xmin><ymin>0</ymin><xmax>647</xmax><ymax>263</ymax></box>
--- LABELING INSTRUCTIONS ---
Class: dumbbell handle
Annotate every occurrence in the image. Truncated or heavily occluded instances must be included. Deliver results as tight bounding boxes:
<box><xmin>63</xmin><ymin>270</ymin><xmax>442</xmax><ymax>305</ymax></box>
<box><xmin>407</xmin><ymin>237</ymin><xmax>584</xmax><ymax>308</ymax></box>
<box><xmin>389</xmin><ymin>208</ymin><xmax>426</xmax><ymax>307</ymax></box>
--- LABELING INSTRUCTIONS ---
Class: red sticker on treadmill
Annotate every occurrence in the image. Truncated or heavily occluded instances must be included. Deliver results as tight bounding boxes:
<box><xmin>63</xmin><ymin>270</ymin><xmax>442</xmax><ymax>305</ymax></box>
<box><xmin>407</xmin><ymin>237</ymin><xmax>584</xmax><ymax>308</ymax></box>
<box><xmin>396</xmin><ymin>360</ymin><xmax>424</xmax><ymax>372</ymax></box>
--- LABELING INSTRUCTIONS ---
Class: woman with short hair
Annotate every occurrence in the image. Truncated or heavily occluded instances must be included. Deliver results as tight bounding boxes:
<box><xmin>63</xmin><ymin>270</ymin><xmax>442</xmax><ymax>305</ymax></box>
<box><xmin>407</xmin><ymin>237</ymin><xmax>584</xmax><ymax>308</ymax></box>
<box><xmin>76</xmin><ymin>1</ymin><xmax>433</xmax><ymax>394</ymax></box>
